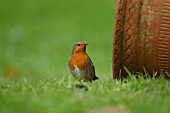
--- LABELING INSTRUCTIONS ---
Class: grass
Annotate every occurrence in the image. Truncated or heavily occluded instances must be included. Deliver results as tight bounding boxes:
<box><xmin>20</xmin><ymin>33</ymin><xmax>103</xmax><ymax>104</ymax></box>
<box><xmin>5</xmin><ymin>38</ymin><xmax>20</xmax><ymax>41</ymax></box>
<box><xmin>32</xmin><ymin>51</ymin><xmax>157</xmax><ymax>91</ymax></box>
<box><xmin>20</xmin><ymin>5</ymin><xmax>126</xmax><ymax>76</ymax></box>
<box><xmin>0</xmin><ymin>74</ymin><xmax>170</xmax><ymax>113</ymax></box>
<box><xmin>0</xmin><ymin>0</ymin><xmax>170</xmax><ymax>113</ymax></box>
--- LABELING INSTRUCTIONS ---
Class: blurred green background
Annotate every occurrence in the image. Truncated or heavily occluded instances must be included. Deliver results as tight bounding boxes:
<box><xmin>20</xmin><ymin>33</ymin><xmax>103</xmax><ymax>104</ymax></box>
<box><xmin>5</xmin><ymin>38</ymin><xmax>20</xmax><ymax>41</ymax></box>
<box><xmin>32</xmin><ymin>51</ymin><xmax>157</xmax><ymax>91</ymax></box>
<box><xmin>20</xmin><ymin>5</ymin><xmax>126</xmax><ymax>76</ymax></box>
<box><xmin>0</xmin><ymin>0</ymin><xmax>116</xmax><ymax>79</ymax></box>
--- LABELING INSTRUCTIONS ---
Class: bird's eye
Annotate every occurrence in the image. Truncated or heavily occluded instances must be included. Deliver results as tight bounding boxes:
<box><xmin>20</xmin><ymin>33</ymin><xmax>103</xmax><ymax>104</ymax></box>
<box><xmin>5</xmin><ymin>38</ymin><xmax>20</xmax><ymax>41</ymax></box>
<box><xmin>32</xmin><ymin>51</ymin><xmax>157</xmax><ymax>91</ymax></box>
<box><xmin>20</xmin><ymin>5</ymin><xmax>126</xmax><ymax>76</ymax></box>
<box><xmin>77</xmin><ymin>44</ymin><xmax>80</xmax><ymax>46</ymax></box>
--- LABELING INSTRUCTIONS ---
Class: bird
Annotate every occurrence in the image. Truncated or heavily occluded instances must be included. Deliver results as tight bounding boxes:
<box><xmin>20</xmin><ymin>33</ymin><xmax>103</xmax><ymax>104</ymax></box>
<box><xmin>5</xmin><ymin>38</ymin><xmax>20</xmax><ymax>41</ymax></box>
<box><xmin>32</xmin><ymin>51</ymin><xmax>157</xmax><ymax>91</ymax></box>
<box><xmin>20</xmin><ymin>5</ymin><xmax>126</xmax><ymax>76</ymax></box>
<box><xmin>68</xmin><ymin>41</ymin><xmax>99</xmax><ymax>82</ymax></box>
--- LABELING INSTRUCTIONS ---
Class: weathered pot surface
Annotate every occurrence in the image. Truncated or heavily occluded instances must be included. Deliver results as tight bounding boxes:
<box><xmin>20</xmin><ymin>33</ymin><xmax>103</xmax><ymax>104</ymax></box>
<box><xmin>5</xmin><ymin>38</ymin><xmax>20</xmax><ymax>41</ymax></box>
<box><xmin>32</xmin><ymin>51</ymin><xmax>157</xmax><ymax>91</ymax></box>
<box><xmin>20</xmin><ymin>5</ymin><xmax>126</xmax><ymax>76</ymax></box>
<box><xmin>113</xmin><ymin>0</ymin><xmax>170</xmax><ymax>78</ymax></box>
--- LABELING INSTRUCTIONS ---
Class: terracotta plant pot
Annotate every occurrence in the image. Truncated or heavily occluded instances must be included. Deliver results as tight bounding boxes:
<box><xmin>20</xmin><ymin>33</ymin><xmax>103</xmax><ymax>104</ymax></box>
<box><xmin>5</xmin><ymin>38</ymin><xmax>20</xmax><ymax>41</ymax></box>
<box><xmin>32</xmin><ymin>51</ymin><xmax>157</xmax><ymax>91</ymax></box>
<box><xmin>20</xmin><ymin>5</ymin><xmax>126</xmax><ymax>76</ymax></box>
<box><xmin>112</xmin><ymin>0</ymin><xmax>170</xmax><ymax>78</ymax></box>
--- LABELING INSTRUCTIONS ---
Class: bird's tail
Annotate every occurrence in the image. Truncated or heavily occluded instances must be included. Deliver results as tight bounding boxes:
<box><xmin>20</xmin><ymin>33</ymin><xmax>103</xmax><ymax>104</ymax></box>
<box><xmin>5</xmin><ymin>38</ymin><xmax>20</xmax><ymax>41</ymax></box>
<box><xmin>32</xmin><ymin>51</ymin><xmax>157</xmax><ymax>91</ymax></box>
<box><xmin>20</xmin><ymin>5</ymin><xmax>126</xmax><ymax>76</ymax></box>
<box><xmin>93</xmin><ymin>75</ymin><xmax>99</xmax><ymax>81</ymax></box>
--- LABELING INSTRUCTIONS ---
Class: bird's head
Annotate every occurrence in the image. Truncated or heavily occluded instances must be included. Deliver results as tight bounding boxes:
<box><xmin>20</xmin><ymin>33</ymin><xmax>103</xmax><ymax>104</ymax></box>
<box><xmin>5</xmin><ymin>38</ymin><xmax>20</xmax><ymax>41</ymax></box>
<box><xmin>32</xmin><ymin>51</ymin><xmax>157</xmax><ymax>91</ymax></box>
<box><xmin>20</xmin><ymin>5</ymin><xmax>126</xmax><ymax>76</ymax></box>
<box><xmin>72</xmin><ymin>41</ymin><xmax>88</xmax><ymax>55</ymax></box>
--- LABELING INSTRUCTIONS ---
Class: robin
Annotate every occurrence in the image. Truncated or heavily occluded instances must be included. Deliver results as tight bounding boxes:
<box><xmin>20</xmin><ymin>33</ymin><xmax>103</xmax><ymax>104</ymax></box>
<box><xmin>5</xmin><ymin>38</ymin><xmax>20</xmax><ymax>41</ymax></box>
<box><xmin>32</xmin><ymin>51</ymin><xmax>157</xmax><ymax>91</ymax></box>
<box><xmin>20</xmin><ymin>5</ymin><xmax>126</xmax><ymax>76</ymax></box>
<box><xmin>68</xmin><ymin>41</ymin><xmax>99</xmax><ymax>82</ymax></box>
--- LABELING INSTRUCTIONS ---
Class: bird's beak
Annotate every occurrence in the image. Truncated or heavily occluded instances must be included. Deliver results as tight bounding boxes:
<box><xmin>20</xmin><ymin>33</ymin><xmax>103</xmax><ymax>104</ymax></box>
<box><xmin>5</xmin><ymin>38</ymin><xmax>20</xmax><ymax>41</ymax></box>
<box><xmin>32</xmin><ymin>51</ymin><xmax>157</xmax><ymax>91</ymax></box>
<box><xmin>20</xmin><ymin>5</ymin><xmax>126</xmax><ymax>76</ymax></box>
<box><xmin>86</xmin><ymin>43</ymin><xmax>88</xmax><ymax>45</ymax></box>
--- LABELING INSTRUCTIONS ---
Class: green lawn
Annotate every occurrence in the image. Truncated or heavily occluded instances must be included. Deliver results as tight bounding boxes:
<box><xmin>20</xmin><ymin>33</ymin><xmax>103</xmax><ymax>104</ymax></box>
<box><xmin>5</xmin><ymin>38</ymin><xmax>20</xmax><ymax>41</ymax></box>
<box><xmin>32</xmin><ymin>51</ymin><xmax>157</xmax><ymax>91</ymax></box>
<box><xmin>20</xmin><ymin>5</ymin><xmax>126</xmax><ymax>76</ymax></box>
<box><xmin>0</xmin><ymin>75</ymin><xmax>170</xmax><ymax>113</ymax></box>
<box><xmin>0</xmin><ymin>0</ymin><xmax>170</xmax><ymax>113</ymax></box>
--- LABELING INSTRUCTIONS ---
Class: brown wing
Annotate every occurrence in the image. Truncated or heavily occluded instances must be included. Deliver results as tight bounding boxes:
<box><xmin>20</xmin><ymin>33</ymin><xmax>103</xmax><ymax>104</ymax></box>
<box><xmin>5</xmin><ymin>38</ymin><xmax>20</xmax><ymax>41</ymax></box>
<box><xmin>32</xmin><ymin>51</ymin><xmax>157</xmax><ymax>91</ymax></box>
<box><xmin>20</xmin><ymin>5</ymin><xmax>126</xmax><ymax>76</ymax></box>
<box><xmin>87</xmin><ymin>55</ymin><xmax>99</xmax><ymax>81</ymax></box>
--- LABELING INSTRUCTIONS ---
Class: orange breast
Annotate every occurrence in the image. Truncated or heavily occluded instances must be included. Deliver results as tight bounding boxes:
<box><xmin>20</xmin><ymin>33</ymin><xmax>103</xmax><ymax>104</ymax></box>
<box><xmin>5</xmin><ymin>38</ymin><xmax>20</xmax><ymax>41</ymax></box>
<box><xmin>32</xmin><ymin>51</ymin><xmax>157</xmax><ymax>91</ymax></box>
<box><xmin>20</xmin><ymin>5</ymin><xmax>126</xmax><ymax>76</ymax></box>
<box><xmin>69</xmin><ymin>53</ymin><xmax>88</xmax><ymax>70</ymax></box>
